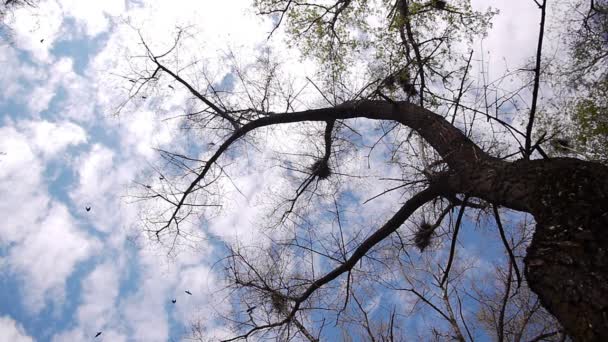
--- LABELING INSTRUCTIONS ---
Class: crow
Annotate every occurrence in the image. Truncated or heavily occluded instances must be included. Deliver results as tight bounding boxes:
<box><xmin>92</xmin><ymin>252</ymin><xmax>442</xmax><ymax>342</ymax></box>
<box><xmin>86</xmin><ymin>206</ymin><xmax>91</xmax><ymax>212</ymax></box>
<box><xmin>95</xmin><ymin>331</ymin><xmax>102</xmax><ymax>338</ymax></box>
<box><xmin>172</xmin><ymin>299</ymin><xmax>176</xmax><ymax>304</ymax></box>
<box><xmin>40</xmin><ymin>39</ymin><xmax>44</xmax><ymax>43</ymax></box>
<box><xmin>168</xmin><ymin>85</ymin><xmax>175</xmax><ymax>90</ymax></box>
<box><xmin>185</xmin><ymin>290</ymin><xmax>192</xmax><ymax>295</ymax></box>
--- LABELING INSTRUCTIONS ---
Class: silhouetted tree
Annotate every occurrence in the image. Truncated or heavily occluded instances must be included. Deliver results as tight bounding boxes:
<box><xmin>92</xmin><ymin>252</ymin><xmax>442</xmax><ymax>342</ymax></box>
<box><xmin>125</xmin><ymin>0</ymin><xmax>607</xmax><ymax>340</ymax></box>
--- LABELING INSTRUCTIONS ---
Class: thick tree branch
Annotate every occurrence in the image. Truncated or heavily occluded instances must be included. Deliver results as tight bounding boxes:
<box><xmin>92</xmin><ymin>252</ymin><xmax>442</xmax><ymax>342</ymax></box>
<box><xmin>157</xmin><ymin>99</ymin><xmax>491</xmax><ymax>237</ymax></box>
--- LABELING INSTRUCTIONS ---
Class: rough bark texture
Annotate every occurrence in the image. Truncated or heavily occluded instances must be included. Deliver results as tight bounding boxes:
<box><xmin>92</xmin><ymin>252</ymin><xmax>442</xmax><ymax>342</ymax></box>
<box><xmin>522</xmin><ymin>159</ymin><xmax>608</xmax><ymax>341</ymax></box>
<box><xmin>448</xmin><ymin>157</ymin><xmax>608</xmax><ymax>340</ymax></box>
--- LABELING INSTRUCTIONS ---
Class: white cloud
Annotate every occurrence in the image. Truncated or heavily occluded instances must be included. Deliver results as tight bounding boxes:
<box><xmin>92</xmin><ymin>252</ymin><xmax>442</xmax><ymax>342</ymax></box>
<box><xmin>5</xmin><ymin>0</ymin><xmax>64</xmax><ymax>62</ymax></box>
<box><xmin>51</xmin><ymin>260</ymin><xmax>127</xmax><ymax>342</ymax></box>
<box><xmin>69</xmin><ymin>143</ymin><xmax>144</xmax><ymax>237</ymax></box>
<box><xmin>20</xmin><ymin>120</ymin><xmax>87</xmax><ymax>157</ymax></box>
<box><xmin>119</xmin><ymin>110</ymin><xmax>176</xmax><ymax>159</ymax></box>
<box><xmin>8</xmin><ymin>202</ymin><xmax>99</xmax><ymax>312</ymax></box>
<box><xmin>119</xmin><ymin>251</ymin><xmax>173</xmax><ymax>342</ymax></box>
<box><xmin>0</xmin><ymin>47</ymin><xmax>41</xmax><ymax>101</ymax></box>
<box><xmin>0</xmin><ymin>122</ymin><xmax>98</xmax><ymax>313</ymax></box>
<box><xmin>58</xmin><ymin>0</ymin><xmax>125</xmax><ymax>37</ymax></box>
<box><xmin>0</xmin><ymin>316</ymin><xmax>34</xmax><ymax>342</ymax></box>
<box><xmin>75</xmin><ymin>262</ymin><xmax>120</xmax><ymax>328</ymax></box>
<box><xmin>27</xmin><ymin>57</ymin><xmax>82</xmax><ymax>116</ymax></box>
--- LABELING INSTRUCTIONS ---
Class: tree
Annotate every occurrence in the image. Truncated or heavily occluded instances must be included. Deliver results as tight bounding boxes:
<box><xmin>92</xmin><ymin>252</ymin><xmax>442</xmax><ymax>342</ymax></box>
<box><xmin>123</xmin><ymin>0</ymin><xmax>607</xmax><ymax>340</ymax></box>
<box><xmin>567</xmin><ymin>0</ymin><xmax>608</xmax><ymax>163</ymax></box>
<box><xmin>538</xmin><ymin>0</ymin><xmax>608</xmax><ymax>163</ymax></box>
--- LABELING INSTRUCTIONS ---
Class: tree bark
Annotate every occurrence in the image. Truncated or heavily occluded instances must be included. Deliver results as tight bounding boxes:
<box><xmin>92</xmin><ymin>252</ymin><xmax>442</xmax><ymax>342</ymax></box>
<box><xmin>448</xmin><ymin>157</ymin><xmax>608</xmax><ymax>340</ymax></box>
<box><xmin>520</xmin><ymin>159</ymin><xmax>608</xmax><ymax>340</ymax></box>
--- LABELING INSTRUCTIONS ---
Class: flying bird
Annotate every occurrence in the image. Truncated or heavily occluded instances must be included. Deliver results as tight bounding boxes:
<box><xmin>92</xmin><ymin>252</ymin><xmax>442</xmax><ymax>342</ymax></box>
<box><xmin>95</xmin><ymin>331</ymin><xmax>102</xmax><ymax>338</ymax></box>
<box><xmin>85</xmin><ymin>206</ymin><xmax>91</xmax><ymax>212</ymax></box>
<box><xmin>168</xmin><ymin>85</ymin><xmax>175</xmax><ymax>90</ymax></box>
<box><xmin>185</xmin><ymin>290</ymin><xmax>192</xmax><ymax>295</ymax></box>
<box><xmin>40</xmin><ymin>39</ymin><xmax>44</xmax><ymax>43</ymax></box>
<box><xmin>172</xmin><ymin>299</ymin><xmax>176</xmax><ymax>304</ymax></box>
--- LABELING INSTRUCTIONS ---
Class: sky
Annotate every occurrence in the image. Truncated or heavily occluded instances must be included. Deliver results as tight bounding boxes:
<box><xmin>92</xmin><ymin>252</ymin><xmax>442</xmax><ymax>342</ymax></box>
<box><xmin>0</xmin><ymin>0</ymin><xmax>566</xmax><ymax>341</ymax></box>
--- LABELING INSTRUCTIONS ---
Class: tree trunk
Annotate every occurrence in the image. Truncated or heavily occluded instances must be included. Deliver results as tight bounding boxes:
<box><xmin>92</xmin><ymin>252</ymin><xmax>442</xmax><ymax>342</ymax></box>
<box><xmin>455</xmin><ymin>157</ymin><xmax>608</xmax><ymax>340</ymax></box>
<box><xmin>520</xmin><ymin>159</ymin><xmax>608</xmax><ymax>341</ymax></box>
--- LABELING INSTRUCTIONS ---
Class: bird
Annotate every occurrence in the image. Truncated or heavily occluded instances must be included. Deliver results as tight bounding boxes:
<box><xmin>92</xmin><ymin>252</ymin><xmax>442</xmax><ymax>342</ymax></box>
<box><xmin>141</xmin><ymin>96</ymin><xmax>147</xmax><ymax>99</ymax></box>
<box><xmin>159</xmin><ymin>176</ymin><xmax>164</xmax><ymax>180</ymax></box>
<box><xmin>95</xmin><ymin>331</ymin><xmax>102</xmax><ymax>338</ymax></box>
<box><xmin>129</xmin><ymin>79</ymin><xmax>136</xmax><ymax>83</ymax></box>
<box><xmin>40</xmin><ymin>39</ymin><xmax>44</xmax><ymax>43</ymax></box>
<box><xmin>145</xmin><ymin>185</ymin><xmax>152</xmax><ymax>189</ymax></box>
<box><xmin>185</xmin><ymin>290</ymin><xmax>192</xmax><ymax>295</ymax></box>
<box><xmin>85</xmin><ymin>206</ymin><xmax>91</xmax><ymax>212</ymax></box>
<box><xmin>168</xmin><ymin>85</ymin><xmax>175</xmax><ymax>90</ymax></box>
<box><xmin>172</xmin><ymin>298</ymin><xmax>176</xmax><ymax>303</ymax></box>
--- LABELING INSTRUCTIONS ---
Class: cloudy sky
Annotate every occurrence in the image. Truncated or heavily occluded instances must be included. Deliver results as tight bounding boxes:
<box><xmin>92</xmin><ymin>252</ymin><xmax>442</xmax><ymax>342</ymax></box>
<box><xmin>0</xmin><ymin>0</ymin><xmax>562</xmax><ymax>341</ymax></box>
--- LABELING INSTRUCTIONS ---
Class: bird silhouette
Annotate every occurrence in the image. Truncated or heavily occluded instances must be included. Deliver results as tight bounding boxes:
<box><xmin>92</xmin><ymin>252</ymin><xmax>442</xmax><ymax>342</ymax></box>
<box><xmin>168</xmin><ymin>85</ymin><xmax>175</xmax><ymax>90</ymax></box>
<box><xmin>172</xmin><ymin>299</ymin><xmax>176</xmax><ymax>303</ymax></box>
<box><xmin>85</xmin><ymin>206</ymin><xmax>91</xmax><ymax>212</ymax></box>
<box><xmin>185</xmin><ymin>290</ymin><xmax>192</xmax><ymax>295</ymax></box>
<box><xmin>40</xmin><ymin>39</ymin><xmax>44</xmax><ymax>43</ymax></box>
<box><xmin>95</xmin><ymin>331</ymin><xmax>102</xmax><ymax>338</ymax></box>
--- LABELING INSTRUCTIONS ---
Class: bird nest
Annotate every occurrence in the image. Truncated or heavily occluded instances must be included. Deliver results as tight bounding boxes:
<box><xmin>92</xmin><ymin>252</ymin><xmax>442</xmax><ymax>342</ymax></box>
<box><xmin>414</xmin><ymin>222</ymin><xmax>435</xmax><ymax>252</ymax></box>
<box><xmin>310</xmin><ymin>159</ymin><xmax>331</xmax><ymax>180</ymax></box>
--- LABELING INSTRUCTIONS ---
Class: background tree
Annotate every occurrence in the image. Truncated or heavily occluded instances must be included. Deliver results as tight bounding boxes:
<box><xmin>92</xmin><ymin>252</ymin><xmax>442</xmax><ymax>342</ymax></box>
<box><xmin>122</xmin><ymin>0</ymin><xmax>607</xmax><ymax>340</ymax></box>
<box><xmin>538</xmin><ymin>0</ymin><xmax>608</xmax><ymax>163</ymax></box>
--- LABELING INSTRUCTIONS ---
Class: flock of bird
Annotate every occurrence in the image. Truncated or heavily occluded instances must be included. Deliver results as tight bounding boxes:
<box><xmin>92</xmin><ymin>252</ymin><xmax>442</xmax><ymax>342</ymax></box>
<box><xmin>84</xmin><ymin>206</ymin><xmax>194</xmax><ymax>339</ymax></box>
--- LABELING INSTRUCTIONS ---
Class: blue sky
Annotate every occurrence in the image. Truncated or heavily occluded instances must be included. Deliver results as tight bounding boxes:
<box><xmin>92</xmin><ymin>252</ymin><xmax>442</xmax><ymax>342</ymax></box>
<box><xmin>0</xmin><ymin>0</ymin><xmax>557</xmax><ymax>341</ymax></box>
